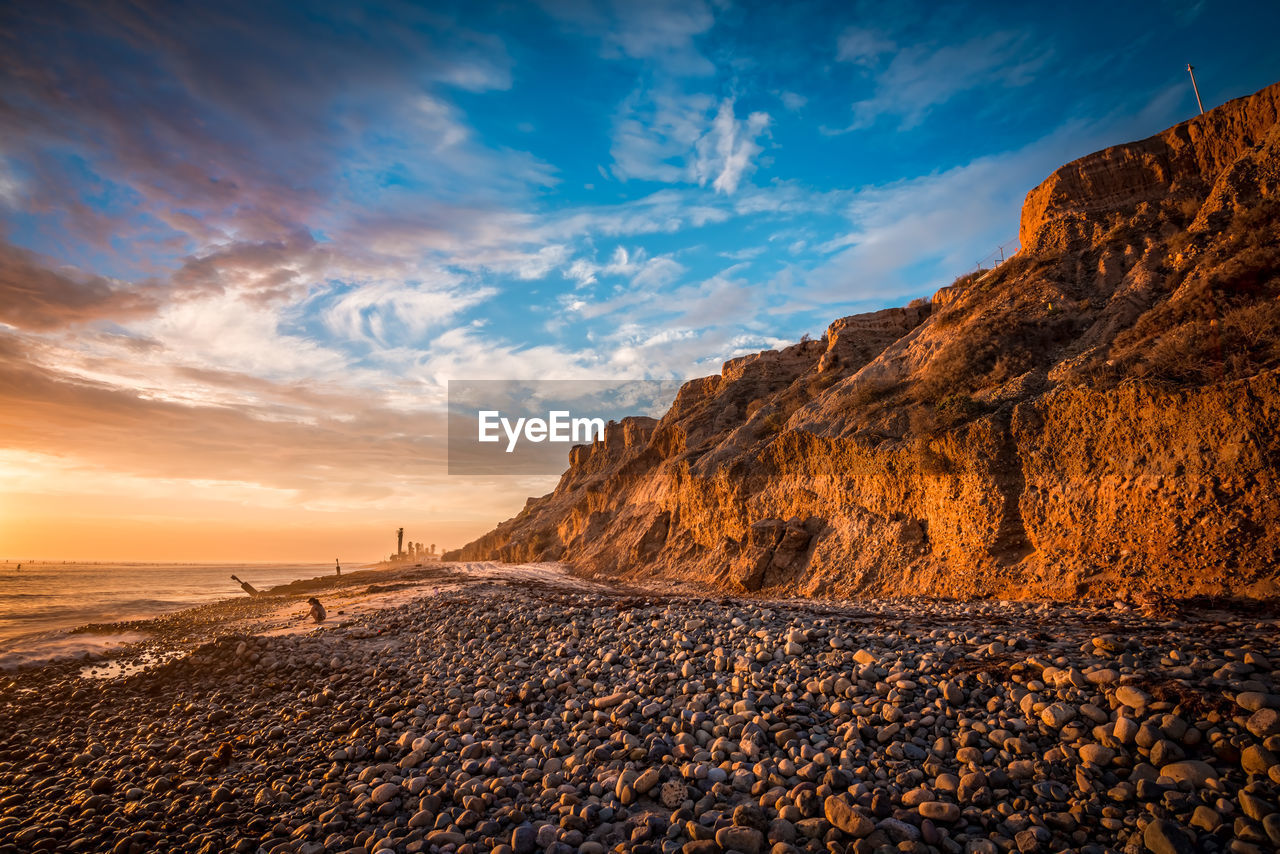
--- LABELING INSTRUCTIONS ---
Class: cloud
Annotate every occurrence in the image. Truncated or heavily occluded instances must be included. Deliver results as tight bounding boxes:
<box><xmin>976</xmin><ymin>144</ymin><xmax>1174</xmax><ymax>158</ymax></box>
<box><xmin>836</xmin><ymin>28</ymin><xmax>1050</xmax><ymax>130</ymax></box>
<box><xmin>564</xmin><ymin>256</ymin><xmax>770</xmax><ymax>348</ymax></box>
<box><xmin>597</xmin><ymin>319</ymin><xmax>790</xmax><ymax>378</ymax></box>
<box><xmin>411</xmin><ymin>96</ymin><xmax>472</xmax><ymax>153</ymax></box>
<box><xmin>803</xmin><ymin>86</ymin><xmax>1193</xmax><ymax>303</ymax></box>
<box><xmin>538</xmin><ymin>189</ymin><xmax>735</xmax><ymax>240</ymax></box>
<box><xmin>0</xmin><ymin>157</ymin><xmax>22</xmax><ymax>207</ymax></box>
<box><xmin>835</xmin><ymin>28</ymin><xmax>895</xmax><ymax>66</ymax></box>
<box><xmin>666</xmin><ymin>271</ymin><xmax>766</xmax><ymax>328</ymax></box>
<box><xmin>0</xmin><ymin>240</ymin><xmax>161</xmax><ymax>330</ymax></box>
<box><xmin>169</xmin><ymin>231</ymin><xmax>324</xmax><ymax>304</ymax></box>
<box><xmin>693</xmin><ymin>100</ymin><xmax>771</xmax><ymax>194</ymax></box>
<box><xmin>565</xmin><ymin>245</ymin><xmax>686</xmax><ymax>290</ymax></box>
<box><xmin>611</xmin><ymin>93</ymin><xmax>770</xmax><ymax>194</ymax></box>
<box><xmin>1161</xmin><ymin>0</ymin><xmax>1206</xmax><ymax>24</ymax></box>
<box><xmin>322</xmin><ymin>278</ymin><xmax>496</xmax><ymax>348</ymax></box>
<box><xmin>777</xmin><ymin>91</ymin><xmax>807</xmax><ymax>111</ymax></box>
<box><xmin>633</xmin><ymin>256</ymin><xmax>686</xmax><ymax>289</ymax></box>
<box><xmin>0</xmin><ymin>0</ymin><xmax>537</xmax><ymax>269</ymax></box>
<box><xmin>610</xmin><ymin>90</ymin><xmax>717</xmax><ymax>183</ymax></box>
<box><xmin>0</xmin><ymin>332</ymin><xmax>474</xmax><ymax>513</ymax></box>
<box><xmin>540</xmin><ymin>0</ymin><xmax>716</xmax><ymax>76</ymax></box>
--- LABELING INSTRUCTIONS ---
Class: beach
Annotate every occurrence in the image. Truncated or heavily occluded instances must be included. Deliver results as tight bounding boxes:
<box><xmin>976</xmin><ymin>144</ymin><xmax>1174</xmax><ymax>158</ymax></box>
<box><xmin>2</xmin><ymin>563</ymin><xmax>1280</xmax><ymax>853</ymax></box>
<box><xmin>0</xmin><ymin>563</ymin><xmax>366</xmax><ymax>669</ymax></box>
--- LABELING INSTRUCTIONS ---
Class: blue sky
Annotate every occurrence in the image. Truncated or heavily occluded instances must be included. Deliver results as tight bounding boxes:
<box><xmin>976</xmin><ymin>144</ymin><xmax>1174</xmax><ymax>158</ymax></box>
<box><xmin>1</xmin><ymin>0</ymin><xmax>1279</xmax><ymax>558</ymax></box>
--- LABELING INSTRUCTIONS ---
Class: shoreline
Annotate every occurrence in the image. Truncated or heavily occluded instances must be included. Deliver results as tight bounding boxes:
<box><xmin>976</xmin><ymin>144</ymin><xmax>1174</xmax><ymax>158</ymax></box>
<box><xmin>2</xmin><ymin>562</ymin><xmax>606</xmax><ymax>674</ymax></box>
<box><xmin>3</xmin><ymin>565</ymin><xmax>1280</xmax><ymax>853</ymax></box>
<box><xmin>0</xmin><ymin>561</ymin><xmax>380</xmax><ymax>670</ymax></box>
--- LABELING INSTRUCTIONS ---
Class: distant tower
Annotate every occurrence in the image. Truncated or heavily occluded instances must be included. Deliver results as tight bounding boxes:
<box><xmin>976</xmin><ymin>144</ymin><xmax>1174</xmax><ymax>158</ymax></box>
<box><xmin>430</xmin><ymin>543</ymin><xmax>437</xmax><ymax>556</ymax></box>
<box><xmin>396</xmin><ymin>527</ymin><xmax>404</xmax><ymax>556</ymax></box>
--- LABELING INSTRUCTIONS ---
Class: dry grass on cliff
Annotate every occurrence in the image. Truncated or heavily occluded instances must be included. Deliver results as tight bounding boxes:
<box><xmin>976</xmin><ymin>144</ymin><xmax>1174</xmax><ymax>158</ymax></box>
<box><xmin>1109</xmin><ymin>201</ymin><xmax>1280</xmax><ymax>385</ymax></box>
<box><xmin>750</xmin><ymin>199</ymin><xmax>1277</xmax><ymax>446</ymax></box>
<box><xmin>914</xmin><ymin>308</ymin><xmax>1083</xmax><ymax>404</ymax></box>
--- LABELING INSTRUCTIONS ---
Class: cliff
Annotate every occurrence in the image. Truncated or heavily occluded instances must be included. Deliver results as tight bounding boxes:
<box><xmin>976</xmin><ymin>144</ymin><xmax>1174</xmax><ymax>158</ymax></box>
<box><xmin>447</xmin><ymin>81</ymin><xmax>1280</xmax><ymax>600</ymax></box>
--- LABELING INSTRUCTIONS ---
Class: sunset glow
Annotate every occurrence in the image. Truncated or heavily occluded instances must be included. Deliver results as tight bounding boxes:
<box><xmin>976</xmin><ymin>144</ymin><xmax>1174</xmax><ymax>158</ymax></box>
<box><xmin>2</xmin><ymin>0</ymin><xmax>1277</xmax><ymax>561</ymax></box>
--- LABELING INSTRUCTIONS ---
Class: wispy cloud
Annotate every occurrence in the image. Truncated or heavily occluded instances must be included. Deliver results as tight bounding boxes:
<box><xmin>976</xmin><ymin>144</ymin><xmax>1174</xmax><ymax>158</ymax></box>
<box><xmin>611</xmin><ymin>92</ymin><xmax>770</xmax><ymax>194</ymax></box>
<box><xmin>0</xmin><ymin>241</ymin><xmax>162</xmax><ymax>330</ymax></box>
<box><xmin>805</xmin><ymin>85</ymin><xmax>1193</xmax><ymax>303</ymax></box>
<box><xmin>777</xmin><ymin>91</ymin><xmax>808</xmax><ymax>111</ymax></box>
<box><xmin>836</xmin><ymin>28</ymin><xmax>895</xmax><ymax>66</ymax></box>
<box><xmin>540</xmin><ymin>0</ymin><xmax>716</xmax><ymax>75</ymax></box>
<box><xmin>834</xmin><ymin>27</ymin><xmax>1051</xmax><ymax>130</ymax></box>
<box><xmin>694</xmin><ymin>100</ymin><xmax>771</xmax><ymax>194</ymax></box>
<box><xmin>610</xmin><ymin>90</ymin><xmax>717</xmax><ymax>183</ymax></box>
<box><xmin>566</xmin><ymin>245</ymin><xmax>685</xmax><ymax>290</ymax></box>
<box><xmin>322</xmin><ymin>279</ymin><xmax>497</xmax><ymax>348</ymax></box>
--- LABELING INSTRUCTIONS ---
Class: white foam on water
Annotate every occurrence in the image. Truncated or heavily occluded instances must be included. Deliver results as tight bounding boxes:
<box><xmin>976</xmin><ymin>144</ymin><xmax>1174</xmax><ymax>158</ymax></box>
<box><xmin>0</xmin><ymin>561</ymin><xmax>360</xmax><ymax>664</ymax></box>
<box><xmin>0</xmin><ymin>630</ymin><xmax>151</xmax><ymax>670</ymax></box>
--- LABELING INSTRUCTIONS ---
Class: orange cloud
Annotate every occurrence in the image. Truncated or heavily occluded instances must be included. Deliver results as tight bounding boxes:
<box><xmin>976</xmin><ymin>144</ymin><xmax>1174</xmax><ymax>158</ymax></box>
<box><xmin>0</xmin><ymin>328</ymin><xmax>559</xmax><ymax>561</ymax></box>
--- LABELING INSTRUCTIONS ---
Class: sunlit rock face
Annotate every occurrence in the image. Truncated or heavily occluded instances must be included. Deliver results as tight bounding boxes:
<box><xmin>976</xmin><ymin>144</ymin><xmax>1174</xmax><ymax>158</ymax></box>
<box><xmin>449</xmin><ymin>81</ymin><xmax>1280</xmax><ymax>601</ymax></box>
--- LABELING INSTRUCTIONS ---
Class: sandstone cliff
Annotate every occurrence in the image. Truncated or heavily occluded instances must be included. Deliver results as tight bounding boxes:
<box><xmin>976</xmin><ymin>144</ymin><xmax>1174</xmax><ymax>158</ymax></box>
<box><xmin>448</xmin><ymin>82</ymin><xmax>1280</xmax><ymax>600</ymax></box>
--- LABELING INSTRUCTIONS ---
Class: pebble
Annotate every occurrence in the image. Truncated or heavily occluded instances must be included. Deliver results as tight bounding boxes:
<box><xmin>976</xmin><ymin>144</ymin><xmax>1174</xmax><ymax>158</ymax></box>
<box><xmin>1079</xmin><ymin>743</ymin><xmax>1115</xmax><ymax>766</ymax></box>
<box><xmin>511</xmin><ymin>825</ymin><xmax>536</xmax><ymax>854</ymax></box>
<box><xmin>660</xmin><ymin>780</ymin><xmax>688</xmax><ymax>809</ymax></box>
<box><xmin>1236</xmin><ymin>692</ymin><xmax>1277</xmax><ymax>712</ymax></box>
<box><xmin>370</xmin><ymin>782</ymin><xmax>398</xmax><ymax>805</ymax></box>
<box><xmin>1</xmin><ymin>571</ymin><xmax>1277</xmax><ymax>854</ymax></box>
<box><xmin>1116</xmin><ymin>685</ymin><xmax>1151</xmax><ymax>709</ymax></box>
<box><xmin>633</xmin><ymin>767</ymin><xmax>660</xmax><ymax>795</ymax></box>
<box><xmin>1160</xmin><ymin>760</ymin><xmax>1219</xmax><ymax>787</ymax></box>
<box><xmin>715</xmin><ymin>825</ymin><xmax>764</xmax><ymax>854</ymax></box>
<box><xmin>917</xmin><ymin>801</ymin><xmax>960</xmax><ymax>822</ymax></box>
<box><xmin>1041</xmin><ymin>703</ymin><xmax>1075</xmax><ymax>728</ymax></box>
<box><xmin>1246</xmin><ymin>708</ymin><xmax>1280</xmax><ymax>737</ymax></box>
<box><xmin>1242</xmin><ymin>744</ymin><xmax>1277</xmax><ymax>776</ymax></box>
<box><xmin>1143</xmin><ymin>818</ymin><xmax>1196</xmax><ymax>854</ymax></box>
<box><xmin>823</xmin><ymin>795</ymin><xmax>873</xmax><ymax>837</ymax></box>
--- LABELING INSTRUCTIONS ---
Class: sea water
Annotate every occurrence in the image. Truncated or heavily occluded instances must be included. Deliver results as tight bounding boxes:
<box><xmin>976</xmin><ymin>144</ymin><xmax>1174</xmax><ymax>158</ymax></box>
<box><xmin>0</xmin><ymin>562</ymin><xmax>349</xmax><ymax>667</ymax></box>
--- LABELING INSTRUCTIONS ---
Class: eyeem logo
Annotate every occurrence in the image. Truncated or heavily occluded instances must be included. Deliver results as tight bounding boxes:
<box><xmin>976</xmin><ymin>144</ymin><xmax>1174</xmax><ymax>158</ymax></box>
<box><xmin>478</xmin><ymin>410</ymin><xmax>606</xmax><ymax>453</ymax></box>
<box><xmin>448</xmin><ymin>379</ymin><xmax>682</xmax><ymax>475</ymax></box>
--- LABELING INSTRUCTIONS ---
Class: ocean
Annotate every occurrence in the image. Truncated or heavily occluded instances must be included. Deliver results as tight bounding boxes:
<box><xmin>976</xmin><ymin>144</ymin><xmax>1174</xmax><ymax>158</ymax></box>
<box><xmin>0</xmin><ymin>562</ymin><xmax>352</xmax><ymax>668</ymax></box>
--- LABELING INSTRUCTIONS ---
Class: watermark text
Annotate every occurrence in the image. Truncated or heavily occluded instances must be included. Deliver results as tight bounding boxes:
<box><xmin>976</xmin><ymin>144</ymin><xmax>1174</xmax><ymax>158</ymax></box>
<box><xmin>477</xmin><ymin>410</ymin><xmax>606</xmax><ymax>452</ymax></box>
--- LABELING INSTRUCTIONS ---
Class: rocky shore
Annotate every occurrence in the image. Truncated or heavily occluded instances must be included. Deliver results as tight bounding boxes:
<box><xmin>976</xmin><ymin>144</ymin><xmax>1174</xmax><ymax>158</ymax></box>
<box><xmin>2</xmin><ymin>564</ymin><xmax>1280</xmax><ymax>854</ymax></box>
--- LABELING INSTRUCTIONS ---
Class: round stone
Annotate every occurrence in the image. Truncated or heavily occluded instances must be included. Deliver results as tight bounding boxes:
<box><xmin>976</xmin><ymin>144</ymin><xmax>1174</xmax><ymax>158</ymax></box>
<box><xmin>370</xmin><ymin>782</ymin><xmax>399</xmax><ymax>805</ymax></box>
<box><xmin>918</xmin><ymin>801</ymin><xmax>960</xmax><ymax>822</ymax></box>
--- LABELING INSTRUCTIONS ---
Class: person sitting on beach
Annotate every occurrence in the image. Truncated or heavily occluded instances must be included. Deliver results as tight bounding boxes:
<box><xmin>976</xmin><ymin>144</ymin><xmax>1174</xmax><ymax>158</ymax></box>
<box><xmin>307</xmin><ymin>597</ymin><xmax>327</xmax><ymax>623</ymax></box>
<box><xmin>230</xmin><ymin>574</ymin><xmax>258</xmax><ymax>597</ymax></box>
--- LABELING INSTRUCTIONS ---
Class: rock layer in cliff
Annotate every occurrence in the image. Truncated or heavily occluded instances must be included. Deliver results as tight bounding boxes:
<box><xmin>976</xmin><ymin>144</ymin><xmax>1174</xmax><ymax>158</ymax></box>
<box><xmin>447</xmin><ymin>81</ymin><xmax>1280</xmax><ymax>601</ymax></box>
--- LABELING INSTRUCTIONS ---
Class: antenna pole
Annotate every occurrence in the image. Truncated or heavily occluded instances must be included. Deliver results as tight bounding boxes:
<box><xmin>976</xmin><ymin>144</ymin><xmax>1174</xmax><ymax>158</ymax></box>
<box><xmin>1187</xmin><ymin>63</ymin><xmax>1204</xmax><ymax>115</ymax></box>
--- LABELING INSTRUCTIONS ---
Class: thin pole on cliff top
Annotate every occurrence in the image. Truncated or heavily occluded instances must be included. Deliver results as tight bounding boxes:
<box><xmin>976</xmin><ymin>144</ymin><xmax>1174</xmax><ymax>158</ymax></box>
<box><xmin>1187</xmin><ymin>63</ymin><xmax>1205</xmax><ymax>114</ymax></box>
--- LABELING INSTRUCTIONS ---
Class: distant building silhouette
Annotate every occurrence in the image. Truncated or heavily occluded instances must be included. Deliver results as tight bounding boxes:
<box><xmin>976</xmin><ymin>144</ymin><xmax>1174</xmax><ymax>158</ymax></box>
<box><xmin>387</xmin><ymin>529</ymin><xmax>442</xmax><ymax>563</ymax></box>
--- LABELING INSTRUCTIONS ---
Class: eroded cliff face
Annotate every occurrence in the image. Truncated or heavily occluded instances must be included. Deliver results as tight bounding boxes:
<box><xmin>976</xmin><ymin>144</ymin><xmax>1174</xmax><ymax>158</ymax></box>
<box><xmin>447</xmin><ymin>82</ymin><xmax>1280</xmax><ymax>600</ymax></box>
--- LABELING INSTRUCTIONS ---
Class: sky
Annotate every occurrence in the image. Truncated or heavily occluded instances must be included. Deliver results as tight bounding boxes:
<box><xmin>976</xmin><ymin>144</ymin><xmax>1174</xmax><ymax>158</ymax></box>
<box><xmin>1</xmin><ymin>0</ymin><xmax>1278</xmax><ymax>562</ymax></box>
